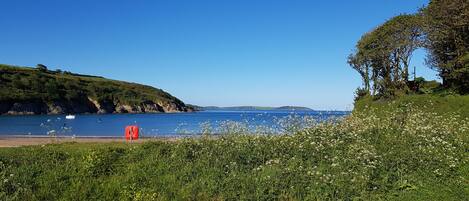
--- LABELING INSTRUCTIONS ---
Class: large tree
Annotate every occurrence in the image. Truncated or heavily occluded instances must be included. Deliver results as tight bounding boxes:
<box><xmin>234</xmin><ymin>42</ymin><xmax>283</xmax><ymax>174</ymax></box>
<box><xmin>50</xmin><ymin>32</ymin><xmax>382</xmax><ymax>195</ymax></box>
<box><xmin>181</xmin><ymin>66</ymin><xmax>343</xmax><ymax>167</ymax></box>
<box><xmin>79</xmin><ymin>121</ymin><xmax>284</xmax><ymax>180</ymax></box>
<box><xmin>349</xmin><ymin>14</ymin><xmax>424</xmax><ymax>97</ymax></box>
<box><xmin>424</xmin><ymin>0</ymin><xmax>469</xmax><ymax>93</ymax></box>
<box><xmin>385</xmin><ymin>14</ymin><xmax>424</xmax><ymax>83</ymax></box>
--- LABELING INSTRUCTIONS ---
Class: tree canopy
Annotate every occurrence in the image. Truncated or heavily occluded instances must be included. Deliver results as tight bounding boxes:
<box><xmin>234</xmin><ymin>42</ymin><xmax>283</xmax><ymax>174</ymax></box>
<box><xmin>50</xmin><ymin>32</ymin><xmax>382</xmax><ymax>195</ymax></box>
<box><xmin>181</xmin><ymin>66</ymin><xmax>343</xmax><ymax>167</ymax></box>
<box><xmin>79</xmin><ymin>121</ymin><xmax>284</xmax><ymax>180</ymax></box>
<box><xmin>424</xmin><ymin>0</ymin><xmax>469</xmax><ymax>93</ymax></box>
<box><xmin>349</xmin><ymin>0</ymin><xmax>468</xmax><ymax>98</ymax></box>
<box><xmin>349</xmin><ymin>14</ymin><xmax>424</xmax><ymax>98</ymax></box>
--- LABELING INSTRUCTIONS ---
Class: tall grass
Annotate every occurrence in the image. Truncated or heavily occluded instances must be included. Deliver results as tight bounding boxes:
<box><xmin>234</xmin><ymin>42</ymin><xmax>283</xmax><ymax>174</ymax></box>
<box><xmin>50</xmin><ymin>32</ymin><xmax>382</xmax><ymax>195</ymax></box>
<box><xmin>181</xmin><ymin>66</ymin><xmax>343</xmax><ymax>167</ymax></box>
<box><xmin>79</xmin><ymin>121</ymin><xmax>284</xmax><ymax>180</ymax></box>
<box><xmin>0</xmin><ymin>103</ymin><xmax>468</xmax><ymax>200</ymax></box>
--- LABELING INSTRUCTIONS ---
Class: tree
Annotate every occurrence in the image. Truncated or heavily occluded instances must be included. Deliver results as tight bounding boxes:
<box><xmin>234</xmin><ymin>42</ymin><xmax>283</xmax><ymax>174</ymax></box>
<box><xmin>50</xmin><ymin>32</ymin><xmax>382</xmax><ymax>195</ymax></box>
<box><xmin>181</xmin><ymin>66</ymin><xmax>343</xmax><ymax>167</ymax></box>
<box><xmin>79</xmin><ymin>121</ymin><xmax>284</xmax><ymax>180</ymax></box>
<box><xmin>45</xmin><ymin>80</ymin><xmax>60</xmax><ymax>100</ymax></box>
<box><xmin>29</xmin><ymin>73</ymin><xmax>45</xmax><ymax>92</ymax></box>
<box><xmin>347</xmin><ymin>53</ymin><xmax>370</xmax><ymax>92</ymax></box>
<box><xmin>349</xmin><ymin>0</ymin><xmax>468</xmax><ymax>97</ymax></box>
<box><xmin>385</xmin><ymin>14</ymin><xmax>424</xmax><ymax>83</ymax></box>
<box><xmin>424</xmin><ymin>0</ymin><xmax>469</xmax><ymax>93</ymax></box>
<box><xmin>36</xmin><ymin>64</ymin><xmax>48</xmax><ymax>72</ymax></box>
<box><xmin>349</xmin><ymin>14</ymin><xmax>424</xmax><ymax>97</ymax></box>
<box><xmin>12</xmin><ymin>74</ymin><xmax>25</xmax><ymax>89</ymax></box>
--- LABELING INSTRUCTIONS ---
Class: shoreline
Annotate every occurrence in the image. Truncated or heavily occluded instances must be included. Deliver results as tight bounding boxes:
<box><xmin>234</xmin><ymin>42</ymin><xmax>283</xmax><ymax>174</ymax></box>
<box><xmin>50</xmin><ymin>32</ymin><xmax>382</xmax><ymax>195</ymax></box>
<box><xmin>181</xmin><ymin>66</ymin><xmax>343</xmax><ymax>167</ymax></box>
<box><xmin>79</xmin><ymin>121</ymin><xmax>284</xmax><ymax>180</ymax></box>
<box><xmin>0</xmin><ymin>135</ymin><xmax>179</xmax><ymax>147</ymax></box>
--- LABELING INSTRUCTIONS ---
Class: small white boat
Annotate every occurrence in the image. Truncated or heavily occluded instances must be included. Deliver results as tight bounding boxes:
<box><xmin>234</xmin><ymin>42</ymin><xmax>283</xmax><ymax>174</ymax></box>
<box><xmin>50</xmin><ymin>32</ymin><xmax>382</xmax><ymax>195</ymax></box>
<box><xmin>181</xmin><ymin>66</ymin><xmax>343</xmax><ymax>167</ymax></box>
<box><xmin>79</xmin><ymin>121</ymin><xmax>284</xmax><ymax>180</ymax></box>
<box><xmin>65</xmin><ymin>115</ymin><xmax>76</xmax><ymax>120</ymax></box>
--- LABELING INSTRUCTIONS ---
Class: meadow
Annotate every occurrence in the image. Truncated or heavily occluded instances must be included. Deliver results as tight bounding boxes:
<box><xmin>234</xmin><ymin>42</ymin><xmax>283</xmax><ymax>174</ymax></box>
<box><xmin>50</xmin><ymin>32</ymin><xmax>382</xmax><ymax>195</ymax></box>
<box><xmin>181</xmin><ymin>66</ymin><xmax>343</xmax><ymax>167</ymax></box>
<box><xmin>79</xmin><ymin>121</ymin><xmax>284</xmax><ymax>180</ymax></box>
<box><xmin>0</xmin><ymin>96</ymin><xmax>468</xmax><ymax>200</ymax></box>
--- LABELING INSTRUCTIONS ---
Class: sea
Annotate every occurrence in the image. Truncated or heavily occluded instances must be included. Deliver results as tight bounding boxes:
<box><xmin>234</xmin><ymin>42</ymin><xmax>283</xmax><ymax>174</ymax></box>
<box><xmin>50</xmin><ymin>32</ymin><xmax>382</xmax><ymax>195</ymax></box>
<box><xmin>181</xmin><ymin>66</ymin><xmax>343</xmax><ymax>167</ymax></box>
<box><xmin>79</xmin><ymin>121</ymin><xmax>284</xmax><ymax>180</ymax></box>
<box><xmin>0</xmin><ymin>110</ymin><xmax>349</xmax><ymax>137</ymax></box>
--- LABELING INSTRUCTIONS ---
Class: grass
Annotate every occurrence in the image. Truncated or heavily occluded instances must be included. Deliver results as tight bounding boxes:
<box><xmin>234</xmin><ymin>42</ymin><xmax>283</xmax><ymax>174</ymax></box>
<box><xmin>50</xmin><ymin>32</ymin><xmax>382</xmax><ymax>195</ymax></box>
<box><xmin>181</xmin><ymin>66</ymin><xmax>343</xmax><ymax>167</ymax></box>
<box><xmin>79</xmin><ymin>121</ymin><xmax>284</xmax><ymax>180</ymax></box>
<box><xmin>354</xmin><ymin>94</ymin><xmax>469</xmax><ymax>118</ymax></box>
<box><xmin>0</xmin><ymin>95</ymin><xmax>468</xmax><ymax>200</ymax></box>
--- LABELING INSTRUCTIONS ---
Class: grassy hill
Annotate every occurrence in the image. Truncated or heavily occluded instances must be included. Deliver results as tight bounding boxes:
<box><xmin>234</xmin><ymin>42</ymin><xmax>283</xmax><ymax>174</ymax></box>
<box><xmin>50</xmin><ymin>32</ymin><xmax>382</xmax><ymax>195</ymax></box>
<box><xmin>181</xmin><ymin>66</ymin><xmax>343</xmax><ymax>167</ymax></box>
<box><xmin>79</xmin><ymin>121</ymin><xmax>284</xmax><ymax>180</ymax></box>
<box><xmin>0</xmin><ymin>64</ymin><xmax>193</xmax><ymax>114</ymax></box>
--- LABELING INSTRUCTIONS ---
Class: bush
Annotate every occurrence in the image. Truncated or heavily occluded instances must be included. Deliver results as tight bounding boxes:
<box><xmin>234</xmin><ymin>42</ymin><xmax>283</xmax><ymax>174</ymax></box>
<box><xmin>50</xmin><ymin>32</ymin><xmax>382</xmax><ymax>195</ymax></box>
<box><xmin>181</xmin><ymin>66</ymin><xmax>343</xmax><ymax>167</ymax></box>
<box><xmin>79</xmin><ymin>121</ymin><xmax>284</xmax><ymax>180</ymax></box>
<box><xmin>36</xmin><ymin>64</ymin><xmax>48</xmax><ymax>72</ymax></box>
<box><xmin>354</xmin><ymin>87</ymin><xmax>369</xmax><ymax>101</ymax></box>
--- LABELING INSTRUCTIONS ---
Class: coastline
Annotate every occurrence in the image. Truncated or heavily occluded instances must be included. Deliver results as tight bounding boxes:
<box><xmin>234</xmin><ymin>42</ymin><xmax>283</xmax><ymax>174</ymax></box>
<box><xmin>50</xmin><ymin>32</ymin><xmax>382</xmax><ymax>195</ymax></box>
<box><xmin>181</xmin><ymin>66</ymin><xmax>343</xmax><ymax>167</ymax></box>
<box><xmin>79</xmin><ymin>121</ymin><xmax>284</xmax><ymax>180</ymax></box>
<box><xmin>0</xmin><ymin>135</ymin><xmax>178</xmax><ymax>147</ymax></box>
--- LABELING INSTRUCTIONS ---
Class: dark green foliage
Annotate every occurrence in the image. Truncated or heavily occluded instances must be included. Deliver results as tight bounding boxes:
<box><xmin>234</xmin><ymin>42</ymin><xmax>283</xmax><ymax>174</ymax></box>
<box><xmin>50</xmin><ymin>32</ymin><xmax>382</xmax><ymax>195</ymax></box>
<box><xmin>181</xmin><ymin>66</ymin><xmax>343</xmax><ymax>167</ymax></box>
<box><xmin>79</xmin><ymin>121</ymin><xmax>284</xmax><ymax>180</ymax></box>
<box><xmin>354</xmin><ymin>87</ymin><xmax>369</xmax><ymax>101</ymax></box>
<box><xmin>0</xmin><ymin>64</ymin><xmax>187</xmax><ymax>107</ymax></box>
<box><xmin>349</xmin><ymin>14</ymin><xmax>424</xmax><ymax>98</ymax></box>
<box><xmin>408</xmin><ymin>77</ymin><xmax>442</xmax><ymax>94</ymax></box>
<box><xmin>423</xmin><ymin>0</ymin><xmax>469</xmax><ymax>93</ymax></box>
<box><xmin>35</xmin><ymin>64</ymin><xmax>48</xmax><ymax>72</ymax></box>
<box><xmin>349</xmin><ymin>0</ymin><xmax>469</xmax><ymax>97</ymax></box>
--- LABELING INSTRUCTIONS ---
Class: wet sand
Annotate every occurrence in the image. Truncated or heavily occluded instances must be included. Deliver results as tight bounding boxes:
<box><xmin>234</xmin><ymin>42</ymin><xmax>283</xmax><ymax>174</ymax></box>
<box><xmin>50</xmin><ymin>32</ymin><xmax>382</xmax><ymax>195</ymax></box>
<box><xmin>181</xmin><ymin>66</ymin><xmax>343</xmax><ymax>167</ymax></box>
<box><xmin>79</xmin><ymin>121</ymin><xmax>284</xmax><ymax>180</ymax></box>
<box><xmin>0</xmin><ymin>136</ymin><xmax>176</xmax><ymax>147</ymax></box>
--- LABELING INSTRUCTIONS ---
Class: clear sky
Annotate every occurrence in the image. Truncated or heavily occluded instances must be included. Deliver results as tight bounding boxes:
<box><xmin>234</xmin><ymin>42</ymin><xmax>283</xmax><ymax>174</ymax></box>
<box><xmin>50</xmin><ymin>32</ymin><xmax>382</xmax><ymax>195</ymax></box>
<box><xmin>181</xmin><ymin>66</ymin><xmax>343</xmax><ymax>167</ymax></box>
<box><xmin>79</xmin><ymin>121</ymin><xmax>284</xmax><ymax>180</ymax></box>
<box><xmin>0</xmin><ymin>0</ymin><xmax>435</xmax><ymax>110</ymax></box>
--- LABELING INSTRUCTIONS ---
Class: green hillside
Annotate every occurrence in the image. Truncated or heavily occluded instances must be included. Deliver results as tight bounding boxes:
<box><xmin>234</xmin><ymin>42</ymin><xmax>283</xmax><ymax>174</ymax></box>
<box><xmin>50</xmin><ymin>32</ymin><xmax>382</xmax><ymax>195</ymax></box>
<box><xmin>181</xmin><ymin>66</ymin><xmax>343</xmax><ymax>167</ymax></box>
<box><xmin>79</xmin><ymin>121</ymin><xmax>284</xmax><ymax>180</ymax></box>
<box><xmin>0</xmin><ymin>64</ymin><xmax>192</xmax><ymax>114</ymax></box>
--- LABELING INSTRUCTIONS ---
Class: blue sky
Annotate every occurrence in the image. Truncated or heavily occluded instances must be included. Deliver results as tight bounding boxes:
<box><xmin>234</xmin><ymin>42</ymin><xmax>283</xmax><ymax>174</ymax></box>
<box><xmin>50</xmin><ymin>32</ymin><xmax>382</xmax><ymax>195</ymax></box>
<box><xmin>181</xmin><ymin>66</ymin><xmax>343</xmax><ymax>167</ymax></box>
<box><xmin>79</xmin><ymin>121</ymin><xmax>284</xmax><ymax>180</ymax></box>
<box><xmin>0</xmin><ymin>0</ymin><xmax>435</xmax><ymax>110</ymax></box>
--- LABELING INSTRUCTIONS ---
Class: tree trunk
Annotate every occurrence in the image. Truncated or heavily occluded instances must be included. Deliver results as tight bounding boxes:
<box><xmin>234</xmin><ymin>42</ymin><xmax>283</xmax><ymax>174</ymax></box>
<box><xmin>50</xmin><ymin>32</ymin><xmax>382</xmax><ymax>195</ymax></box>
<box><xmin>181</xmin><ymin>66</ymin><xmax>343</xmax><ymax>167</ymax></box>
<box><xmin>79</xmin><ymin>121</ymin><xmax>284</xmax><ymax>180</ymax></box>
<box><xmin>403</xmin><ymin>60</ymin><xmax>409</xmax><ymax>82</ymax></box>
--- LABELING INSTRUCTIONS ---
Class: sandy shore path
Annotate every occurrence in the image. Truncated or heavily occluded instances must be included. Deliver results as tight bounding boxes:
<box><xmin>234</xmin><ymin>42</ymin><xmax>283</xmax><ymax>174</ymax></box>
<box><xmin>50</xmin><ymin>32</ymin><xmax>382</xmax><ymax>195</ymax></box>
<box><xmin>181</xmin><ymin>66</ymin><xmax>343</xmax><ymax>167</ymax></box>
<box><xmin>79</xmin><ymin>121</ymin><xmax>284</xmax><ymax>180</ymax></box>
<box><xmin>0</xmin><ymin>136</ymin><xmax>175</xmax><ymax>147</ymax></box>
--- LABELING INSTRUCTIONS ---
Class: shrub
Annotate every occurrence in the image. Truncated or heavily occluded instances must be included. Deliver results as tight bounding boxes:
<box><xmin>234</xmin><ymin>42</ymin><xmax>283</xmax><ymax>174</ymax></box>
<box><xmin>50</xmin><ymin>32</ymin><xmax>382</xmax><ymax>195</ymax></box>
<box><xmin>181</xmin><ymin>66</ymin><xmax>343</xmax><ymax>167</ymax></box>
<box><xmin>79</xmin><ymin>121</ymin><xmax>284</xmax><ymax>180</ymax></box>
<box><xmin>36</xmin><ymin>64</ymin><xmax>48</xmax><ymax>72</ymax></box>
<box><xmin>354</xmin><ymin>87</ymin><xmax>369</xmax><ymax>101</ymax></box>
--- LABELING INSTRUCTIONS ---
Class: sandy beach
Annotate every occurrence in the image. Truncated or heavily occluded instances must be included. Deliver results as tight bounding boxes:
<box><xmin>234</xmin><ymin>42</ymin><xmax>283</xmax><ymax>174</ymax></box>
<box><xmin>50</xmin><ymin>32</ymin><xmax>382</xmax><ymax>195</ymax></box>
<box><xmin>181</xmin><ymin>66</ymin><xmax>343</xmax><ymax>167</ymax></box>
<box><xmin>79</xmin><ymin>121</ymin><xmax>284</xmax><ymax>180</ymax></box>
<box><xmin>0</xmin><ymin>136</ymin><xmax>175</xmax><ymax>147</ymax></box>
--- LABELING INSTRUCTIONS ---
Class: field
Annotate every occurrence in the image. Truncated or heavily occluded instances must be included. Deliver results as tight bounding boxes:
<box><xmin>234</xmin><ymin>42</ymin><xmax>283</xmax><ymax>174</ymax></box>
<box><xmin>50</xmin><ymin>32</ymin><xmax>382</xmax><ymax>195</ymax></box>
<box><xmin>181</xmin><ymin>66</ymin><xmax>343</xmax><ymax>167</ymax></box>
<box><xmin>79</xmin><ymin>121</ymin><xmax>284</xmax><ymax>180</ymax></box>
<box><xmin>0</xmin><ymin>95</ymin><xmax>468</xmax><ymax>200</ymax></box>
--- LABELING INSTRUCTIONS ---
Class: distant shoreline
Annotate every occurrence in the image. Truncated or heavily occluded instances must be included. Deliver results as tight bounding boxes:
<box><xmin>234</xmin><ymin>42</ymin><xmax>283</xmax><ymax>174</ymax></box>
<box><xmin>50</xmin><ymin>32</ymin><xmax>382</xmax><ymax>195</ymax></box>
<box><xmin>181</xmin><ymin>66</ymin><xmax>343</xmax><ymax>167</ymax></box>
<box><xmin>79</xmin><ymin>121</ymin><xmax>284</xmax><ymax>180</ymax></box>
<box><xmin>189</xmin><ymin>105</ymin><xmax>315</xmax><ymax>111</ymax></box>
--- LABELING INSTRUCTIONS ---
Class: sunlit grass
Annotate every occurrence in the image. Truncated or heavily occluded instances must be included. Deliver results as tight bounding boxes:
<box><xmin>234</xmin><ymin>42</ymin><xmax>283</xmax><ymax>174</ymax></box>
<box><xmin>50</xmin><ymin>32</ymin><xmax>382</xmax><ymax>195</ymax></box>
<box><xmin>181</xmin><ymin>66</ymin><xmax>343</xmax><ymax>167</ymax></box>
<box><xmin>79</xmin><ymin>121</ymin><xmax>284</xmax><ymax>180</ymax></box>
<box><xmin>0</xmin><ymin>101</ymin><xmax>468</xmax><ymax>200</ymax></box>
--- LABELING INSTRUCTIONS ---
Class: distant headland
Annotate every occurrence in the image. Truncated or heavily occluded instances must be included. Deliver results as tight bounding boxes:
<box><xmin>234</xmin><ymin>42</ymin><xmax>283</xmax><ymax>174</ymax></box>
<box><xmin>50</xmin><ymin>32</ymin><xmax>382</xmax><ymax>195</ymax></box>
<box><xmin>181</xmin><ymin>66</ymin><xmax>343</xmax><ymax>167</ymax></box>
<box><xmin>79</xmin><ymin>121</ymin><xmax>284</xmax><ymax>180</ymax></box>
<box><xmin>188</xmin><ymin>105</ymin><xmax>313</xmax><ymax>111</ymax></box>
<box><xmin>0</xmin><ymin>64</ymin><xmax>194</xmax><ymax>115</ymax></box>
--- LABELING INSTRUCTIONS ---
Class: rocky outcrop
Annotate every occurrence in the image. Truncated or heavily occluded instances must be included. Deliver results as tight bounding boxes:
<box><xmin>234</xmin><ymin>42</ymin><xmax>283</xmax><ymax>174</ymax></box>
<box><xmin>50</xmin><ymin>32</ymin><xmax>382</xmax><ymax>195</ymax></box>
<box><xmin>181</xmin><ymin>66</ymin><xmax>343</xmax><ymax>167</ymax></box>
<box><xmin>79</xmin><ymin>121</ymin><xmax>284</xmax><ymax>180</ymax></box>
<box><xmin>69</xmin><ymin>99</ymin><xmax>99</xmax><ymax>114</ymax></box>
<box><xmin>0</xmin><ymin>98</ymin><xmax>192</xmax><ymax>115</ymax></box>
<box><xmin>46</xmin><ymin>99</ymin><xmax>99</xmax><ymax>114</ymax></box>
<box><xmin>6</xmin><ymin>101</ymin><xmax>48</xmax><ymax>115</ymax></box>
<box><xmin>88</xmin><ymin>98</ymin><xmax>115</xmax><ymax>114</ymax></box>
<box><xmin>47</xmin><ymin>101</ymin><xmax>69</xmax><ymax>114</ymax></box>
<box><xmin>157</xmin><ymin>101</ymin><xmax>187</xmax><ymax>112</ymax></box>
<box><xmin>113</xmin><ymin>101</ymin><xmax>166</xmax><ymax>113</ymax></box>
<box><xmin>141</xmin><ymin>101</ymin><xmax>165</xmax><ymax>113</ymax></box>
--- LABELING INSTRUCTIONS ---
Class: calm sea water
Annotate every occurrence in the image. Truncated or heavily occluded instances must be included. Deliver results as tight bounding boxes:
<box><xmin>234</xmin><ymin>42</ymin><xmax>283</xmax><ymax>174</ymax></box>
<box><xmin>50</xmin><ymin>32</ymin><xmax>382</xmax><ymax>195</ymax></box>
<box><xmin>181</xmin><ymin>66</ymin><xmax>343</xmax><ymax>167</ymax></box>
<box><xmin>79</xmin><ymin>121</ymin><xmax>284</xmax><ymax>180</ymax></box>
<box><xmin>0</xmin><ymin>110</ymin><xmax>349</xmax><ymax>137</ymax></box>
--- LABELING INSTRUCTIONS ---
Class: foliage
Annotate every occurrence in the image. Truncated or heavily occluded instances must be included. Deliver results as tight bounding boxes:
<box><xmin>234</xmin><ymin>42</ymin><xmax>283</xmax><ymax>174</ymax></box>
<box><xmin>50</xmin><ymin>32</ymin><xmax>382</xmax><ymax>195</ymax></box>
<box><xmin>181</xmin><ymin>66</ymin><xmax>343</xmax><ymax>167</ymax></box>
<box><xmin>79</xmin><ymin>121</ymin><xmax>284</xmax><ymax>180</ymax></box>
<box><xmin>423</xmin><ymin>0</ymin><xmax>469</xmax><ymax>93</ymax></box>
<box><xmin>0</xmin><ymin>97</ymin><xmax>468</xmax><ymax>200</ymax></box>
<box><xmin>0</xmin><ymin>64</ymin><xmax>187</xmax><ymax>108</ymax></box>
<box><xmin>354</xmin><ymin>87</ymin><xmax>369</xmax><ymax>101</ymax></box>
<box><xmin>35</xmin><ymin>64</ymin><xmax>48</xmax><ymax>72</ymax></box>
<box><xmin>404</xmin><ymin>77</ymin><xmax>442</xmax><ymax>95</ymax></box>
<box><xmin>349</xmin><ymin>0</ymin><xmax>469</xmax><ymax>97</ymax></box>
<box><xmin>348</xmin><ymin>14</ymin><xmax>424</xmax><ymax>97</ymax></box>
